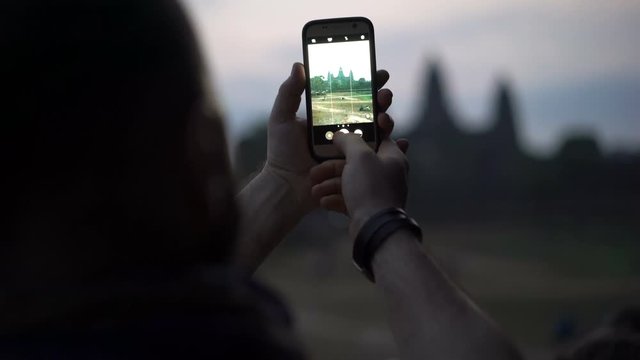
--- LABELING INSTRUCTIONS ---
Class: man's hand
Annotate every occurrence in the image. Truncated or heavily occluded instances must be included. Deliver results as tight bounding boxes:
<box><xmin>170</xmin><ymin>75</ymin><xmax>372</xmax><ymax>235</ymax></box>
<box><xmin>309</xmin><ymin>114</ymin><xmax>409</xmax><ymax>215</ymax></box>
<box><xmin>312</xmin><ymin>132</ymin><xmax>410</xmax><ymax>236</ymax></box>
<box><xmin>264</xmin><ymin>62</ymin><xmax>396</xmax><ymax>214</ymax></box>
<box><xmin>263</xmin><ymin>63</ymin><xmax>315</xmax><ymax>212</ymax></box>
<box><xmin>234</xmin><ymin>63</ymin><xmax>395</xmax><ymax>271</ymax></box>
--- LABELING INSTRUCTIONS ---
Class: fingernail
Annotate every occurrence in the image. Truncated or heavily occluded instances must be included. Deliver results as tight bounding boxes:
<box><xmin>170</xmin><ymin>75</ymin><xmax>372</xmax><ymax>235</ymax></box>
<box><xmin>291</xmin><ymin>63</ymin><xmax>298</xmax><ymax>76</ymax></box>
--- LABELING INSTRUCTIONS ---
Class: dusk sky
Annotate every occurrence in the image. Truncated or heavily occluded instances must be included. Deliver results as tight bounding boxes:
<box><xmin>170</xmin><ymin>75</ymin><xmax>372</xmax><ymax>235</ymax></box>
<box><xmin>183</xmin><ymin>0</ymin><xmax>640</xmax><ymax>156</ymax></box>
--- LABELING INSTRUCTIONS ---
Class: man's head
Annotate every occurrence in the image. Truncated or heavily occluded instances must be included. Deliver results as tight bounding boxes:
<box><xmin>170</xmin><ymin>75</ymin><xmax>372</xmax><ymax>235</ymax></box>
<box><xmin>3</xmin><ymin>0</ymin><xmax>236</xmax><ymax>286</ymax></box>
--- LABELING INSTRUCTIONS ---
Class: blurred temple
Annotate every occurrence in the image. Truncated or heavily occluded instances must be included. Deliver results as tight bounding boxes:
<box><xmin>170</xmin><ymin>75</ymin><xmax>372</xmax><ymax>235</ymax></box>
<box><xmin>233</xmin><ymin>61</ymin><xmax>640</xmax><ymax>360</ymax></box>
<box><xmin>405</xmin><ymin>64</ymin><xmax>640</xmax><ymax>227</ymax></box>
<box><xmin>235</xmin><ymin>63</ymin><xmax>640</xmax><ymax>229</ymax></box>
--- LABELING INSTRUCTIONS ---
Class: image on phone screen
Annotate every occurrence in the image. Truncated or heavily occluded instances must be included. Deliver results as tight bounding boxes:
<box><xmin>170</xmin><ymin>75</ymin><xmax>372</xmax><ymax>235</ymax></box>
<box><xmin>307</xmin><ymin>36</ymin><xmax>373</xmax><ymax>126</ymax></box>
<box><xmin>304</xmin><ymin>20</ymin><xmax>377</xmax><ymax>154</ymax></box>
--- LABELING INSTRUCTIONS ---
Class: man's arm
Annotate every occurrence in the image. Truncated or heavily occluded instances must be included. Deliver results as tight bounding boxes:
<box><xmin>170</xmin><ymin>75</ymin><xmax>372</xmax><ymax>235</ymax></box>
<box><xmin>234</xmin><ymin>167</ymin><xmax>311</xmax><ymax>272</ymax></box>
<box><xmin>311</xmin><ymin>134</ymin><xmax>522</xmax><ymax>360</ymax></box>
<box><xmin>233</xmin><ymin>63</ymin><xmax>394</xmax><ymax>272</ymax></box>
<box><xmin>372</xmin><ymin>230</ymin><xmax>521</xmax><ymax>360</ymax></box>
<box><xmin>232</xmin><ymin>63</ymin><xmax>313</xmax><ymax>272</ymax></box>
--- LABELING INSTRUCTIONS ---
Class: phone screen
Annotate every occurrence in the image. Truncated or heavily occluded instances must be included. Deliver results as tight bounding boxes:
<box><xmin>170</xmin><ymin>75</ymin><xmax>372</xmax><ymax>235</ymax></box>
<box><xmin>303</xmin><ymin>18</ymin><xmax>377</xmax><ymax>156</ymax></box>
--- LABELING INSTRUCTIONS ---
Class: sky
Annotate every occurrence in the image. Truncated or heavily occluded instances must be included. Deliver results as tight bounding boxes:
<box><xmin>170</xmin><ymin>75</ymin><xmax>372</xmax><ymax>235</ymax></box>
<box><xmin>308</xmin><ymin>40</ymin><xmax>372</xmax><ymax>80</ymax></box>
<box><xmin>182</xmin><ymin>0</ymin><xmax>640</xmax><ymax>156</ymax></box>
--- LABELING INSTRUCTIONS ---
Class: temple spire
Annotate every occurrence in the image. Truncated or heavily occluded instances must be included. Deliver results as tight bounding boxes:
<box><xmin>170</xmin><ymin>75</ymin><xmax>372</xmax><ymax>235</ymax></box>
<box><xmin>417</xmin><ymin>62</ymin><xmax>456</xmax><ymax>138</ymax></box>
<box><xmin>491</xmin><ymin>81</ymin><xmax>518</xmax><ymax>151</ymax></box>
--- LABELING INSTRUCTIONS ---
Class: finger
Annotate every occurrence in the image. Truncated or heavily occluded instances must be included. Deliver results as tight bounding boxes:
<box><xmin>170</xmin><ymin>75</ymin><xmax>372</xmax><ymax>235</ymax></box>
<box><xmin>377</xmin><ymin>88</ymin><xmax>393</xmax><ymax>113</ymax></box>
<box><xmin>310</xmin><ymin>160</ymin><xmax>345</xmax><ymax>185</ymax></box>
<box><xmin>320</xmin><ymin>194</ymin><xmax>348</xmax><ymax>214</ymax></box>
<box><xmin>375</xmin><ymin>69</ymin><xmax>390</xmax><ymax>89</ymax></box>
<box><xmin>332</xmin><ymin>132</ymin><xmax>373</xmax><ymax>160</ymax></box>
<box><xmin>311</xmin><ymin>177</ymin><xmax>342</xmax><ymax>199</ymax></box>
<box><xmin>396</xmin><ymin>138</ymin><xmax>410</xmax><ymax>154</ymax></box>
<box><xmin>377</xmin><ymin>137</ymin><xmax>406</xmax><ymax>163</ymax></box>
<box><xmin>377</xmin><ymin>112</ymin><xmax>395</xmax><ymax>138</ymax></box>
<box><xmin>270</xmin><ymin>63</ymin><xmax>305</xmax><ymax>124</ymax></box>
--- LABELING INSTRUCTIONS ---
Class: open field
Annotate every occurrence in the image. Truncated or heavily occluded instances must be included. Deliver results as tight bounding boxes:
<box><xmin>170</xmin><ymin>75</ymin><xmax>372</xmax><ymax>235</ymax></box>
<box><xmin>256</xmin><ymin>219</ymin><xmax>640</xmax><ymax>360</ymax></box>
<box><xmin>311</xmin><ymin>91</ymin><xmax>373</xmax><ymax>125</ymax></box>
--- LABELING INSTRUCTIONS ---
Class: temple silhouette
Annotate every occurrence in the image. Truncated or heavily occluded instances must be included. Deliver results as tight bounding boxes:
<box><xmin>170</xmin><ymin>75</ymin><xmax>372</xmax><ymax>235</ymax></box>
<box><xmin>327</xmin><ymin>67</ymin><xmax>354</xmax><ymax>90</ymax></box>
<box><xmin>310</xmin><ymin>67</ymin><xmax>371</xmax><ymax>93</ymax></box>
<box><xmin>405</xmin><ymin>64</ymin><xmax>640</xmax><ymax>226</ymax></box>
<box><xmin>234</xmin><ymin>62</ymin><xmax>640</xmax><ymax>229</ymax></box>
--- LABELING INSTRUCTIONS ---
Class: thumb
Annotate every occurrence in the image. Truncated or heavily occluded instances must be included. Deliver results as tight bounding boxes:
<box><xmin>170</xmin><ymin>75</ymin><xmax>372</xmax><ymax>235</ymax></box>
<box><xmin>270</xmin><ymin>63</ymin><xmax>305</xmax><ymax>124</ymax></box>
<box><xmin>332</xmin><ymin>133</ymin><xmax>373</xmax><ymax>161</ymax></box>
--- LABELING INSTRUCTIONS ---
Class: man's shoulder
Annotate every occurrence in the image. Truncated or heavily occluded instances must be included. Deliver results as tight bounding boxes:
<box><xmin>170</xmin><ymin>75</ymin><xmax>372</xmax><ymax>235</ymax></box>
<box><xmin>0</xmin><ymin>265</ymin><xmax>305</xmax><ymax>359</ymax></box>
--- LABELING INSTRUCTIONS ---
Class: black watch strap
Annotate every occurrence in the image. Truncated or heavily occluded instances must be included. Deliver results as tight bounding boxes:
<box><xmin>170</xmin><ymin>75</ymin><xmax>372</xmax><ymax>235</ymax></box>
<box><xmin>353</xmin><ymin>207</ymin><xmax>422</xmax><ymax>282</ymax></box>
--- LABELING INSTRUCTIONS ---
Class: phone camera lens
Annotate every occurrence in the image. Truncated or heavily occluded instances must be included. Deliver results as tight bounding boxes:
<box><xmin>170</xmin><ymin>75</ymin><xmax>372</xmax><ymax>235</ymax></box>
<box><xmin>352</xmin><ymin>23</ymin><xmax>358</xmax><ymax>28</ymax></box>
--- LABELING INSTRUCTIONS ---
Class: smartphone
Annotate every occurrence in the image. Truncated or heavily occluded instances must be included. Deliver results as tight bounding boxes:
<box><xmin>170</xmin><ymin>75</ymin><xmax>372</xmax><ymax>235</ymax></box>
<box><xmin>302</xmin><ymin>17</ymin><xmax>379</xmax><ymax>160</ymax></box>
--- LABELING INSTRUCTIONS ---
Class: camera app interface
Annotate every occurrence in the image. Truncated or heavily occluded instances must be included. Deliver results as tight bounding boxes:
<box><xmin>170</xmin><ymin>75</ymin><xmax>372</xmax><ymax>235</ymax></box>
<box><xmin>307</xmin><ymin>33</ymin><xmax>374</xmax><ymax>144</ymax></box>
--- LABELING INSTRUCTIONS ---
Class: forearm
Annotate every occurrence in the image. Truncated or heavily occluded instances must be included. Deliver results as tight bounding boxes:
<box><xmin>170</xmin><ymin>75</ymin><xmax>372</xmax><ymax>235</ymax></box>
<box><xmin>372</xmin><ymin>231</ymin><xmax>522</xmax><ymax>360</ymax></box>
<box><xmin>234</xmin><ymin>167</ymin><xmax>311</xmax><ymax>272</ymax></box>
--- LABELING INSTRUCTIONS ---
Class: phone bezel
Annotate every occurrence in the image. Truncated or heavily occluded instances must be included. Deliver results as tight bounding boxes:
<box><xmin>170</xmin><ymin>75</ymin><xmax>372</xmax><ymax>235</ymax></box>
<box><xmin>302</xmin><ymin>17</ymin><xmax>379</xmax><ymax>161</ymax></box>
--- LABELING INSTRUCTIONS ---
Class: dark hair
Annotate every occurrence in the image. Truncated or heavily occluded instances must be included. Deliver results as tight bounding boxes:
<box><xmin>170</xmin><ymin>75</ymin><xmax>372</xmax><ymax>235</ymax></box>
<box><xmin>3</xmin><ymin>0</ymin><xmax>236</xmax><ymax>287</ymax></box>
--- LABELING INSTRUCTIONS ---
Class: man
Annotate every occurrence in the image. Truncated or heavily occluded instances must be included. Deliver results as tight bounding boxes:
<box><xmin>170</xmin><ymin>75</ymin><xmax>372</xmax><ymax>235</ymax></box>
<box><xmin>3</xmin><ymin>1</ymin><xmax>520</xmax><ymax>359</ymax></box>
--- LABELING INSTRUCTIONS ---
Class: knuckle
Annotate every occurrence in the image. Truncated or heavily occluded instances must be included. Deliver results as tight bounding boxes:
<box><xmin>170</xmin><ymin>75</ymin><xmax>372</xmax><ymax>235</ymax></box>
<box><xmin>309</xmin><ymin>166</ymin><xmax>321</xmax><ymax>181</ymax></box>
<box><xmin>277</xmin><ymin>80</ymin><xmax>291</xmax><ymax>98</ymax></box>
<box><xmin>333</xmin><ymin>160</ymin><xmax>345</xmax><ymax>176</ymax></box>
<box><xmin>353</xmin><ymin>150</ymin><xmax>375</xmax><ymax>164</ymax></box>
<box><xmin>387</xmin><ymin>157</ymin><xmax>409</xmax><ymax>175</ymax></box>
<box><xmin>402</xmin><ymin>156</ymin><xmax>410</xmax><ymax>173</ymax></box>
